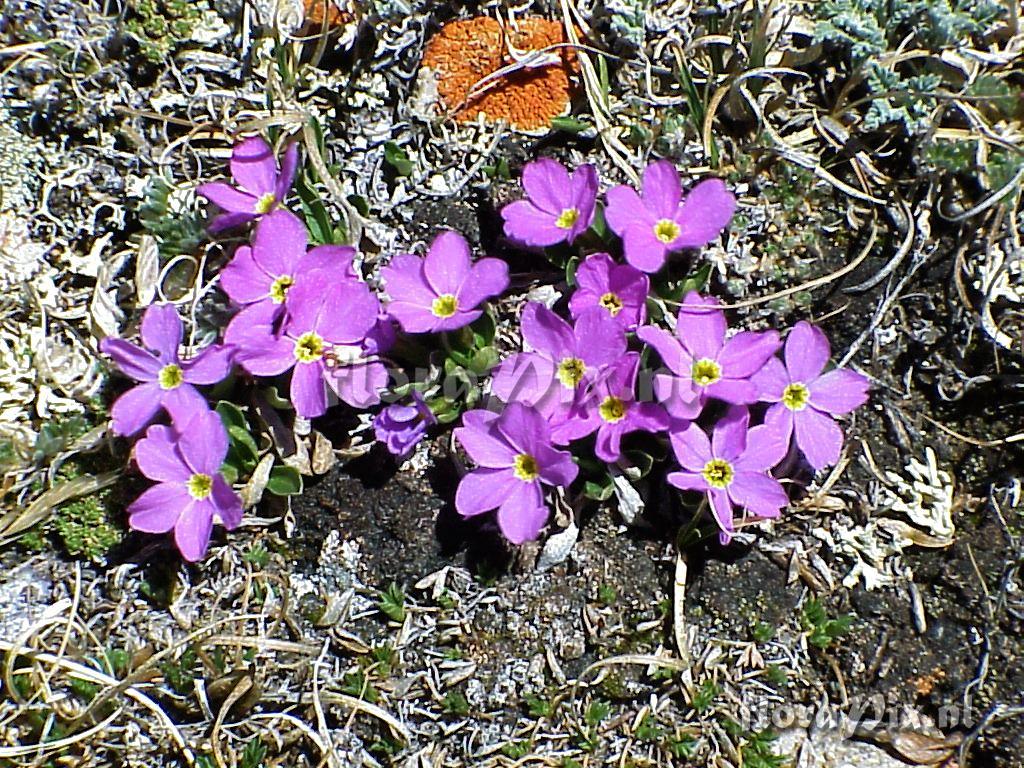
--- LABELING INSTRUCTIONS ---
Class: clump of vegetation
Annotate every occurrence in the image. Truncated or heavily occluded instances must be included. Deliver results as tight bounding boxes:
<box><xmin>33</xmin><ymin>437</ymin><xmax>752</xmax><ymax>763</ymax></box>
<box><xmin>800</xmin><ymin>598</ymin><xmax>855</xmax><ymax>650</ymax></box>
<box><xmin>125</xmin><ymin>0</ymin><xmax>206</xmax><ymax>63</ymax></box>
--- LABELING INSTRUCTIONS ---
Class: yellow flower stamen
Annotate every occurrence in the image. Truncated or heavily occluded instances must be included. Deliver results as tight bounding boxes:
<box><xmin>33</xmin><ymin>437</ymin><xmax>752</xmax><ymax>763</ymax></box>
<box><xmin>691</xmin><ymin>358</ymin><xmax>722</xmax><ymax>388</ymax></box>
<box><xmin>158</xmin><ymin>364</ymin><xmax>184</xmax><ymax>390</ymax></box>
<box><xmin>253</xmin><ymin>192</ymin><xmax>277</xmax><ymax>214</ymax></box>
<box><xmin>187</xmin><ymin>473</ymin><xmax>213</xmax><ymax>500</ymax></box>
<box><xmin>782</xmin><ymin>382</ymin><xmax>810</xmax><ymax>411</ymax></box>
<box><xmin>599</xmin><ymin>395</ymin><xmax>627</xmax><ymax>423</ymax></box>
<box><xmin>653</xmin><ymin>219</ymin><xmax>680</xmax><ymax>244</ymax></box>
<box><xmin>270</xmin><ymin>275</ymin><xmax>294</xmax><ymax>304</ymax></box>
<box><xmin>557</xmin><ymin>357</ymin><xmax>586</xmax><ymax>388</ymax></box>
<box><xmin>513</xmin><ymin>453</ymin><xmax>539</xmax><ymax>481</ymax></box>
<box><xmin>432</xmin><ymin>294</ymin><xmax>458</xmax><ymax>318</ymax></box>
<box><xmin>293</xmin><ymin>332</ymin><xmax>325</xmax><ymax>363</ymax></box>
<box><xmin>599</xmin><ymin>292</ymin><xmax>624</xmax><ymax>317</ymax></box>
<box><xmin>701</xmin><ymin>459</ymin><xmax>734</xmax><ymax>489</ymax></box>
<box><xmin>555</xmin><ymin>207</ymin><xmax>580</xmax><ymax>229</ymax></box>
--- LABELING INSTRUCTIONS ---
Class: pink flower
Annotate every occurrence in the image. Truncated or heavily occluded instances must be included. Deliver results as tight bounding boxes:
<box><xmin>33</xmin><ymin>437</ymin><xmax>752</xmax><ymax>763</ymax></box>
<box><xmin>605</xmin><ymin>160</ymin><xmax>736</xmax><ymax>273</ymax></box>
<box><xmin>381</xmin><ymin>231</ymin><xmax>509</xmax><ymax>333</ymax></box>
<box><xmin>128</xmin><ymin>409</ymin><xmax>243</xmax><ymax>562</ymax></box>
<box><xmin>753</xmin><ymin>321</ymin><xmax>870</xmax><ymax>470</ymax></box>
<box><xmin>637</xmin><ymin>291</ymin><xmax>780</xmax><ymax>420</ymax></box>
<box><xmin>454</xmin><ymin>403</ymin><xmax>578</xmax><ymax>544</ymax></box>
<box><xmin>667</xmin><ymin>407</ymin><xmax>788</xmax><ymax>544</ymax></box>
<box><xmin>501</xmin><ymin>158</ymin><xmax>598</xmax><ymax>247</ymax></box>
<box><xmin>198</xmin><ymin>136</ymin><xmax>299</xmax><ymax>232</ymax></box>
<box><xmin>568</xmin><ymin>252</ymin><xmax>649</xmax><ymax>330</ymax></box>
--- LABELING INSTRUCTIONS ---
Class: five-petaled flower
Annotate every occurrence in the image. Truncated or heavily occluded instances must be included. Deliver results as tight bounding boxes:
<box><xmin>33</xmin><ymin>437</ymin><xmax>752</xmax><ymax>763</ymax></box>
<box><xmin>568</xmin><ymin>252</ymin><xmax>649</xmax><ymax>330</ymax></box>
<box><xmin>501</xmin><ymin>158</ymin><xmax>598</xmax><ymax>247</ymax></box>
<box><xmin>198</xmin><ymin>136</ymin><xmax>299</xmax><ymax>232</ymax></box>
<box><xmin>555</xmin><ymin>353</ymin><xmax>668</xmax><ymax>462</ymax></box>
<box><xmin>605</xmin><ymin>160</ymin><xmax>736</xmax><ymax>273</ymax></box>
<box><xmin>381</xmin><ymin>230</ymin><xmax>509</xmax><ymax>333</ymax></box>
<box><xmin>753</xmin><ymin>321</ymin><xmax>870</xmax><ymax>470</ymax></box>
<box><xmin>128</xmin><ymin>409</ymin><xmax>243</xmax><ymax>562</ymax></box>
<box><xmin>100</xmin><ymin>303</ymin><xmax>234</xmax><ymax>436</ymax></box>
<box><xmin>491</xmin><ymin>303</ymin><xmax>625</xmax><ymax>432</ymax></box>
<box><xmin>667</xmin><ymin>407</ymin><xmax>788</xmax><ymax>543</ymax></box>
<box><xmin>226</xmin><ymin>275</ymin><xmax>384</xmax><ymax>418</ymax></box>
<box><xmin>637</xmin><ymin>291</ymin><xmax>780</xmax><ymax>420</ymax></box>
<box><xmin>454</xmin><ymin>403</ymin><xmax>578</xmax><ymax>544</ymax></box>
<box><xmin>220</xmin><ymin>209</ymin><xmax>356</xmax><ymax>320</ymax></box>
<box><xmin>374</xmin><ymin>391</ymin><xmax>438</xmax><ymax>459</ymax></box>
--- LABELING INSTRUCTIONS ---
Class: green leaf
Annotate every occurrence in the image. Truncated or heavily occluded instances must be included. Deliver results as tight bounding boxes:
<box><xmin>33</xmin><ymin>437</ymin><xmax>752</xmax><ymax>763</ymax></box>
<box><xmin>347</xmin><ymin>194</ymin><xmax>370</xmax><ymax>216</ymax></box>
<box><xmin>384</xmin><ymin>142</ymin><xmax>414</xmax><ymax>176</ymax></box>
<box><xmin>228</xmin><ymin>425</ymin><xmax>259</xmax><ymax>464</ymax></box>
<box><xmin>266</xmin><ymin>465</ymin><xmax>302</xmax><ymax>496</ymax></box>
<box><xmin>215</xmin><ymin>401</ymin><xmax>247</xmax><ymax>431</ymax></box>
<box><xmin>584</xmin><ymin>479</ymin><xmax>614</xmax><ymax>501</ymax></box>
<box><xmin>468</xmin><ymin>346</ymin><xmax>498</xmax><ymax>376</ymax></box>
<box><xmin>550</xmin><ymin>116</ymin><xmax>590</xmax><ymax>133</ymax></box>
<box><xmin>470</xmin><ymin>311</ymin><xmax>496</xmax><ymax>347</ymax></box>
<box><xmin>294</xmin><ymin>171</ymin><xmax>336</xmax><ymax>246</ymax></box>
<box><xmin>565</xmin><ymin>254</ymin><xmax>581</xmax><ymax>287</ymax></box>
<box><xmin>377</xmin><ymin>582</ymin><xmax>406</xmax><ymax>622</ymax></box>
<box><xmin>623</xmin><ymin>450</ymin><xmax>655</xmax><ymax>478</ymax></box>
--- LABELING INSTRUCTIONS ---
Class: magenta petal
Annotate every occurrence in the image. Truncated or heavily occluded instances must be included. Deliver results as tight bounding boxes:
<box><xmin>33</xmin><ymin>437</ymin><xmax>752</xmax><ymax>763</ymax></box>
<box><xmin>298</xmin><ymin>245</ymin><xmax>357</xmax><ymax>279</ymax></box>
<box><xmin>174</xmin><ymin>500</ymin><xmax>215</xmax><ymax>562</ymax></box>
<box><xmin>522</xmin><ymin>303</ymin><xmax>575</xmax><ymax>361</ymax></box>
<box><xmin>178</xmin><ymin>409</ymin><xmax>229</xmax><ymax>475</ymax></box>
<box><xmin>208</xmin><ymin>211</ymin><xmax>257</xmax><ymax>234</ymax></box>
<box><xmin>181</xmin><ymin>344</ymin><xmax>234</xmax><ymax>385</ymax></box>
<box><xmin>736</xmin><ymin>423</ymin><xmax>789</xmax><ymax>472</ymax></box>
<box><xmin>300</xmin><ymin>281</ymin><xmax>379</xmax><ymax>343</ymax></box>
<box><xmin>275</xmin><ymin>141</ymin><xmax>299</xmax><ymax>201</ymax></box>
<box><xmin>667</xmin><ymin>470</ymin><xmax>709</xmax><ymax>492</ymax></box>
<box><xmin>808</xmin><ymin>369</ymin><xmax>870</xmax><ymax>415</ymax></box>
<box><xmin>712</xmin><ymin>406</ymin><xmax>749</xmax><ymax>461</ymax></box>
<box><xmin>764</xmin><ymin>403</ymin><xmax>795</xmax><ymax>442</ymax></box>
<box><xmin>670</xmin><ymin>422</ymin><xmax>712</xmax><ymax>471</ymax></box>
<box><xmin>495</xmin><ymin>402</ymin><xmax>550</xmax><ymax>456</ymax></box>
<box><xmin>424</xmin><ymin>231</ymin><xmax>472</xmax><ymax>296</ymax></box>
<box><xmin>327</xmin><ymin>360</ymin><xmax>386</xmax><ymax>408</ymax></box>
<box><xmin>140</xmin><ymin>304</ymin><xmax>183</xmax><ymax>362</ymax></box>
<box><xmin>457</xmin><ymin>257</ymin><xmax>509</xmax><ymax>309</ymax></box>
<box><xmin>252</xmin><ymin>209</ymin><xmax>308</xmax><ymax>276</ymax></box>
<box><xmin>573</xmin><ymin>252</ymin><xmax>613</xmax><ymax>295</ymax></box>
<box><xmin>496</xmin><ymin>481</ymin><xmax>547</xmax><ymax>544</ymax></box>
<box><xmin>570</xmin><ymin>164</ymin><xmax>599</xmax><ymax>234</ymax></box>
<box><xmin>794</xmin><ymin>407</ymin><xmax>844</xmax><ymax>471</ymax></box>
<box><xmin>226</xmin><ymin>320</ymin><xmax>294</xmax><ymax>378</ymax></box>
<box><xmin>641</xmin><ymin>160</ymin><xmax>682</xmax><ymax>219</ymax></box>
<box><xmin>637</xmin><ymin>325</ymin><xmax>687</xmax><ymax>375</ymax></box>
<box><xmin>605</xmin><ymin>184</ymin><xmax>654</xmax><ymax>235</ymax></box>
<box><xmin>230</xmin><ymin>136</ymin><xmax>277</xmax><ymax>196</ymax></box>
<box><xmin>708</xmin><ymin>488</ymin><xmax>735</xmax><ymax>540</ymax></box>
<box><xmin>703</xmin><ymin>377</ymin><xmax>759</xmax><ymax>404</ymax></box>
<box><xmin>575</xmin><ymin>308</ymin><xmax>627</xmax><ymax>368</ymax></box>
<box><xmin>751</xmin><ymin>356</ymin><xmax>789</xmax><ymax>402</ymax></box>
<box><xmin>623</xmin><ymin>224</ymin><xmax>669</xmax><ymax>273</ymax></box>
<box><xmin>220</xmin><ymin>245</ymin><xmax>273</xmax><ymax>305</ymax></box>
<box><xmin>491</xmin><ymin>353</ymin><xmax>559</xmax><ymax>409</ymax></box>
<box><xmin>522</xmin><ymin>158</ymin><xmax>572</xmax><ymax>214</ymax></box>
<box><xmin>100</xmin><ymin>338</ymin><xmax>161</xmax><ymax>381</ymax></box>
<box><xmin>456</xmin><ymin>468</ymin><xmax>518</xmax><ymax>517</ymax></box>
<box><xmin>110</xmin><ymin>383</ymin><xmax>163</xmax><ymax>436</ymax></box>
<box><xmin>128</xmin><ymin>483</ymin><xmax>186</xmax><ymax>533</ymax></box>
<box><xmin>729</xmin><ymin>472</ymin><xmax>788</xmax><ymax>519</ymax></box>
<box><xmin>454</xmin><ymin>417</ymin><xmax>517</xmax><ymax>467</ymax></box>
<box><xmin>654</xmin><ymin>373</ymin><xmax>702</xmax><ymax>420</ymax></box>
<box><xmin>291</xmin><ymin>361</ymin><xmax>328</xmax><ymax>418</ymax></box>
<box><xmin>198</xmin><ymin>182</ymin><xmax>258</xmax><ymax>214</ymax></box>
<box><xmin>631</xmin><ymin>402</ymin><xmax>670</xmax><ymax>434</ymax></box>
<box><xmin>676</xmin><ymin>292</ymin><xmax>726</xmax><ymax>359</ymax></box>
<box><xmin>674</xmin><ymin>178</ymin><xmax>736</xmax><ymax>247</ymax></box>
<box><xmin>718</xmin><ymin>330</ymin><xmax>781</xmax><ymax>378</ymax></box>
<box><xmin>536</xmin><ymin>444</ymin><xmax>578</xmax><ymax>487</ymax></box>
<box><xmin>595</xmin><ymin>423</ymin><xmax>625</xmax><ymax>462</ymax></box>
<box><xmin>382</xmin><ymin>254</ymin><xmax>434</xmax><ymax>307</ymax></box>
<box><xmin>502</xmin><ymin>200</ymin><xmax>568</xmax><ymax>247</ymax></box>
<box><xmin>211</xmin><ymin>476</ymin><xmax>243</xmax><ymax>529</ymax></box>
<box><xmin>385</xmin><ymin>301</ymin><xmax>440</xmax><ymax>334</ymax></box>
<box><xmin>161</xmin><ymin>383</ymin><xmax>209</xmax><ymax>426</ymax></box>
<box><xmin>134</xmin><ymin>430</ymin><xmax>191</xmax><ymax>483</ymax></box>
<box><xmin>785</xmin><ymin>321</ymin><xmax>830</xmax><ymax>383</ymax></box>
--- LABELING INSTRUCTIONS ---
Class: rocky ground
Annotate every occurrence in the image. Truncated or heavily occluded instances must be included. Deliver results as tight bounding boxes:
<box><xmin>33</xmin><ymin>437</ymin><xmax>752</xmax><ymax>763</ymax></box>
<box><xmin>1</xmin><ymin>0</ymin><xmax>1024</xmax><ymax>766</ymax></box>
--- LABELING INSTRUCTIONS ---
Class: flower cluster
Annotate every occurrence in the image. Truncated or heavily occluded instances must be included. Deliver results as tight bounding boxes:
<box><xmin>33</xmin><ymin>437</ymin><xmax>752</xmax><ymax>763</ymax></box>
<box><xmin>101</xmin><ymin>135</ymin><xmax>868</xmax><ymax>561</ymax></box>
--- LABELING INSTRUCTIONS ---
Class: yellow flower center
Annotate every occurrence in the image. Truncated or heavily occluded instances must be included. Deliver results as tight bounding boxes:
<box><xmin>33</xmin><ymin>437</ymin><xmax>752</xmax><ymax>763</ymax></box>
<box><xmin>653</xmin><ymin>219</ymin><xmax>681</xmax><ymax>244</ymax></box>
<box><xmin>187</xmin><ymin>473</ymin><xmax>213</xmax><ymax>500</ymax></box>
<box><xmin>599</xmin><ymin>292</ymin><xmax>624</xmax><ymax>317</ymax></box>
<box><xmin>701</xmin><ymin>459</ymin><xmax>734</xmax><ymax>489</ymax></box>
<box><xmin>253</xmin><ymin>192</ymin><xmax>277</xmax><ymax>214</ymax></box>
<box><xmin>513</xmin><ymin>453</ymin><xmax>540</xmax><ymax>481</ymax></box>
<box><xmin>432</xmin><ymin>294</ymin><xmax>458</xmax><ymax>318</ymax></box>
<box><xmin>691</xmin><ymin>358</ymin><xmax>722</xmax><ymax>388</ymax></box>
<box><xmin>782</xmin><ymin>382</ymin><xmax>810</xmax><ymax>411</ymax></box>
<box><xmin>270</xmin><ymin>275</ymin><xmax>294</xmax><ymax>304</ymax></box>
<box><xmin>599</xmin><ymin>395</ymin><xmax>628</xmax><ymax>423</ymax></box>
<box><xmin>158</xmin><ymin>364</ymin><xmax>184</xmax><ymax>390</ymax></box>
<box><xmin>555</xmin><ymin>207</ymin><xmax>580</xmax><ymax>229</ymax></box>
<box><xmin>293</xmin><ymin>332</ymin><xmax>325</xmax><ymax>363</ymax></box>
<box><xmin>557</xmin><ymin>357</ymin><xmax>586</xmax><ymax>388</ymax></box>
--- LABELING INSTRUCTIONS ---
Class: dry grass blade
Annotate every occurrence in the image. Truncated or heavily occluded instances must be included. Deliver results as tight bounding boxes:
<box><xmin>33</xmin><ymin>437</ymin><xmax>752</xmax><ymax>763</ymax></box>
<box><xmin>0</xmin><ymin>470</ymin><xmax>120</xmax><ymax>545</ymax></box>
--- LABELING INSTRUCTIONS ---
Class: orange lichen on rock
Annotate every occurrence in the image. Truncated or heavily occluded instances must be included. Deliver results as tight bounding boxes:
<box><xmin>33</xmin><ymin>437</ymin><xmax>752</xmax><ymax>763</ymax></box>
<box><xmin>418</xmin><ymin>16</ymin><xmax>579</xmax><ymax>132</ymax></box>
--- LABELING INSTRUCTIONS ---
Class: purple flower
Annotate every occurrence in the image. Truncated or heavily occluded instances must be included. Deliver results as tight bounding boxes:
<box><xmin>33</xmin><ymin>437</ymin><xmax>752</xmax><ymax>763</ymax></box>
<box><xmin>637</xmin><ymin>291</ymin><xmax>780</xmax><ymax>420</ymax></box>
<box><xmin>128</xmin><ymin>409</ymin><xmax>243</xmax><ymax>562</ymax></box>
<box><xmin>667</xmin><ymin>407</ymin><xmax>788</xmax><ymax>543</ymax></box>
<box><xmin>605</xmin><ymin>161</ymin><xmax>736</xmax><ymax>273</ymax></box>
<box><xmin>453</xmin><ymin>403</ymin><xmax>578</xmax><ymax>544</ymax></box>
<box><xmin>491</xmin><ymin>303</ymin><xmax>625</xmax><ymax>429</ymax></box>
<box><xmin>225</xmin><ymin>274</ymin><xmax>384</xmax><ymax>418</ymax></box>
<box><xmin>198</xmin><ymin>136</ymin><xmax>299</xmax><ymax>232</ymax></box>
<box><xmin>753</xmin><ymin>321</ymin><xmax>870</xmax><ymax>470</ymax></box>
<box><xmin>568</xmin><ymin>252</ymin><xmax>649</xmax><ymax>330</ymax></box>
<box><xmin>100</xmin><ymin>304</ymin><xmax>234</xmax><ymax>436</ymax></box>
<box><xmin>501</xmin><ymin>158</ymin><xmax>598</xmax><ymax>247</ymax></box>
<box><xmin>374</xmin><ymin>392</ymin><xmax>437</xmax><ymax>459</ymax></box>
<box><xmin>555</xmin><ymin>353</ymin><xmax>668</xmax><ymax>462</ymax></box>
<box><xmin>219</xmin><ymin>209</ymin><xmax>356</xmax><ymax>319</ymax></box>
<box><xmin>381</xmin><ymin>231</ymin><xmax>509</xmax><ymax>333</ymax></box>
